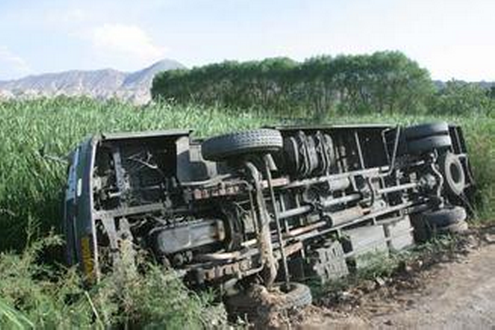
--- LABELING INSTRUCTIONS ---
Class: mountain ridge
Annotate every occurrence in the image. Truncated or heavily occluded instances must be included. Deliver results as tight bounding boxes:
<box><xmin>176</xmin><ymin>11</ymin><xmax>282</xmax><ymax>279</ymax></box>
<box><xmin>0</xmin><ymin>59</ymin><xmax>185</xmax><ymax>104</ymax></box>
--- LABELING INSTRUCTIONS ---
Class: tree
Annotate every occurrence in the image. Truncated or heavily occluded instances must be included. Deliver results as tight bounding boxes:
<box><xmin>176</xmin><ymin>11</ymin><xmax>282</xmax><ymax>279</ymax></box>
<box><xmin>151</xmin><ymin>51</ymin><xmax>436</xmax><ymax>117</ymax></box>
<box><xmin>431</xmin><ymin>80</ymin><xmax>494</xmax><ymax>115</ymax></box>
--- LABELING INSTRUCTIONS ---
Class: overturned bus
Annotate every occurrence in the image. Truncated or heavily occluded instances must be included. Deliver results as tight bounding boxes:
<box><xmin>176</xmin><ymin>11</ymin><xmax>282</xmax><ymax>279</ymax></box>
<box><xmin>63</xmin><ymin>122</ymin><xmax>474</xmax><ymax>314</ymax></box>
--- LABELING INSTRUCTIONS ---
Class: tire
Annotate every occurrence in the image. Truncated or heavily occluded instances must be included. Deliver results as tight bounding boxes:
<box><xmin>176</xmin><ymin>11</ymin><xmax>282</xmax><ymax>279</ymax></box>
<box><xmin>438</xmin><ymin>220</ymin><xmax>469</xmax><ymax>234</ymax></box>
<box><xmin>404</xmin><ymin>122</ymin><xmax>449</xmax><ymax>141</ymax></box>
<box><xmin>410</xmin><ymin>213</ymin><xmax>430</xmax><ymax>243</ymax></box>
<box><xmin>280</xmin><ymin>282</ymin><xmax>312</xmax><ymax>310</ymax></box>
<box><xmin>438</xmin><ymin>152</ymin><xmax>466</xmax><ymax>196</ymax></box>
<box><xmin>424</xmin><ymin>206</ymin><xmax>467</xmax><ymax>228</ymax></box>
<box><xmin>226</xmin><ymin>282</ymin><xmax>312</xmax><ymax>318</ymax></box>
<box><xmin>201</xmin><ymin>129</ymin><xmax>283</xmax><ymax>161</ymax></box>
<box><xmin>407</xmin><ymin>135</ymin><xmax>452</xmax><ymax>155</ymax></box>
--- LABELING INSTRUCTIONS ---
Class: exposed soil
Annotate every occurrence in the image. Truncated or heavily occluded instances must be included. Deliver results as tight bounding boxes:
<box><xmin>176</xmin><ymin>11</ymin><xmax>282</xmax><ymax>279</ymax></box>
<box><xmin>295</xmin><ymin>225</ymin><xmax>495</xmax><ymax>329</ymax></box>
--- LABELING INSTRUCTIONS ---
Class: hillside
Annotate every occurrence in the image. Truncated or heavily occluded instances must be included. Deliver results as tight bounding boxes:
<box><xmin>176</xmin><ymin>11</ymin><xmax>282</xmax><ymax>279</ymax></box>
<box><xmin>0</xmin><ymin>59</ymin><xmax>184</xmax><ymax>104</ymax></box>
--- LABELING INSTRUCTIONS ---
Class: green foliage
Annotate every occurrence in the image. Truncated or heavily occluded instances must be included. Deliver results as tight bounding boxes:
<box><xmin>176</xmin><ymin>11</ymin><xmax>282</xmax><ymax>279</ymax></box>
<box><xmin>430</xmin><ymin>80</ymin><xmax>495</xmax><ymax>115</ymax></box>
<box><xmin>462</xmin><ymin>117</ymin><xmax>495</xmax><ymax>220</ymax></box>
<box><xmin>0</xmin><ymin>235</ymin><xmax>225</xmax><ymax>329</ymax></box>
<box><xmin>152</xmin><ymin>51</ymin><xmax>434</xmax><ymax>116</ymax></box>
<box><xmin>0</xmin><ymin>298</ymin><xmax>34</xmax><ymax>329</ymax></box>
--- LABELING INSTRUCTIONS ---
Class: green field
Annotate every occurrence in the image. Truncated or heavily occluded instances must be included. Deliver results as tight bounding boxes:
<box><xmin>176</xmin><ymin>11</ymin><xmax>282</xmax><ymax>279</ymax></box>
<box><xmin>0</xmin><ymin>97</ymin><xmax>494</xmax><ymax>327</ymax></box>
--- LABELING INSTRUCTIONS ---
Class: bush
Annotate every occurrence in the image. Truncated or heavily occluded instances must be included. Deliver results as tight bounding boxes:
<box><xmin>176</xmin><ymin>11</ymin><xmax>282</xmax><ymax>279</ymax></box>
<box><xmin>0</xmin><ymin>235</ymin><xmax>226</xmax><ymax>329</ymax></box>
<box><xmin>430</xmin><ymin>80</ymin><xmax>495</xmax><ymax>116</ymax></box>
<box><xmin>152</xmin><ymin>52</ymin><xmax>434</xmax><ymax>117</ymax></box>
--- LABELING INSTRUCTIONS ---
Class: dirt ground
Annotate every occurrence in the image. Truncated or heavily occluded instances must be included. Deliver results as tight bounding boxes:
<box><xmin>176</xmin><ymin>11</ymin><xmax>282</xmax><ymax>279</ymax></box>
<box><xmin>296</xmin><ymin>226</ymin><xmax>495</xmax><ymax>329</ymax></box>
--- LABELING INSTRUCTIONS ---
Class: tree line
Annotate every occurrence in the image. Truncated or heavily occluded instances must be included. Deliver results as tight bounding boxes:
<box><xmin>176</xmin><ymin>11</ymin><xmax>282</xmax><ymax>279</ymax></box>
<box><xmin>151</xmin><ymin>51</ymin><xmax>494</xmax><ymax>117</ymax></box>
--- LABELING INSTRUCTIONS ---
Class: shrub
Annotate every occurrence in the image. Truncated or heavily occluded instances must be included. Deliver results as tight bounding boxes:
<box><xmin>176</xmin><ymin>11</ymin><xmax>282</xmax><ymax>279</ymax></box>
<box><xmin>0</xmin><ymin>235</ymin><xmax>226</xmax><ymax>329</ymax></box>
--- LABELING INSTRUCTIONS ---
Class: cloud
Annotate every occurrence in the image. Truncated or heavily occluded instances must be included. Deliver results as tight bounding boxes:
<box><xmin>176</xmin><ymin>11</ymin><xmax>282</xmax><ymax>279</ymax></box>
<box><xmin>0</xmin><ymin>46</ymin><xmax>31</xmax><ymax>76</ymax></box>
<box><xmin>90</xmin><ymin>23</ymin><xmax>166</xmax><ymax>65</ymax></box>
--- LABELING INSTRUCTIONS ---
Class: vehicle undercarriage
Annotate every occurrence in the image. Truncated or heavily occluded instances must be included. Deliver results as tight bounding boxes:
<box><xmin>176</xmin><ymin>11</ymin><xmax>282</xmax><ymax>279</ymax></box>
<box><xmin>63</xmin><ymin>122</ymin><xmax>474</xmax><ymax>316</ymax></box>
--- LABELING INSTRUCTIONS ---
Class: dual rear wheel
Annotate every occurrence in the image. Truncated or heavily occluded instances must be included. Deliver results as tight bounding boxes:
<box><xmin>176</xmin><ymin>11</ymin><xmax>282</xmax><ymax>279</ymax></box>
<box><xmin>404</xmin><ymin>122</ymin><xmax>467</xmax><ymax>197</ymax></box>
<box><xmin>226</xmin><ymin>282</ymin><xmax>312</xmax><ymax>320</ymax></box>
<box><xmin>403</xmin><ymin>122</ymin><xmax>452</xmax><ymax>155</ymax></box>
<box><xmin>413</xmin><ymin>205</ymin><xmax>469</xmax><ymax>242</ymax></box>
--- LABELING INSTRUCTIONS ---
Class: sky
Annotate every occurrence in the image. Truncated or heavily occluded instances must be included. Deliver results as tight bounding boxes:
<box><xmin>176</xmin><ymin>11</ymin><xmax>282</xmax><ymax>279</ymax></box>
<box><xmin>0</xmin><ymin>0</ymin><xmax>494</xmax><ymax>81</ymax></box>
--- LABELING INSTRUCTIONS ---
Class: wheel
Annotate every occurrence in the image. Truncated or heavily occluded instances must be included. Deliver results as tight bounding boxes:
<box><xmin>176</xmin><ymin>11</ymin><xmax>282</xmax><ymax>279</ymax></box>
<box><xmin>410</xmin><ymin>213</ymin><xmax>429</xmax><ymax>243</ymax></box>
<box><xmin>201</xmin><ymin>129</ymin><xmax>283</xmax><ymax>161</ymax></box>
<box><xmin>280</xmin><ymin>282</ymin><xmax>312</xmax><ymax>310</ymax></box>
<box><xmin>438</xmin><ymin>220</ymin><xmax>469</xmax><ymax>234</ymax></box>
<box><xmin>404</xmin><ymin>122</ymin><xmax>449</xmax><ymax>141</ymax></box>
<box><xmin>407</xmin><ymin>135</ymin><xmax>452</xmax><ymax>155</ymax></box>
<box><xmin>438</xmin><ymin>152</ymin><xmax>466</xmax><ymax>196</ymax></box>
<box><xmin>412</xmin><ymin>206</ymin><xmax>468</xmax><ymax>241</ymax></box>
<box><xmin>226</xmin><ymin>282</ymin><xmax>312</xmax><ymax>318</ymax></box>
<box><xmin>424</xmin><ymin>206</ymin><xmax>467</xmax><ymax>228</ymax></box>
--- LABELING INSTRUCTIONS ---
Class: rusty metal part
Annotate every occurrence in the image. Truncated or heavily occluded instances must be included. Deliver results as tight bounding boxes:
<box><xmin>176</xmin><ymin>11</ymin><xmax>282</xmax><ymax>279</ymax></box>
<box><xmin>201</xmin><ymin>257</ymin><xmax>258</xmax><ymax>282</ymax></box>
<box><xmin>152</xmin><ymin>218</ymin><xmax>226</xmax><ymax>255</ymax></box>
<box><xmin>284</xmin><ymin>167</ymin><xmax>384</xmax><ymax>189</ymax></box>
<box><xmin>327</xmin><ymin>207</ymin><xmax>365</xmax><ymax>227</ymax></box>
<box><xmin>198</xmin><ymin>242</ymin><xmax>302</xmax><ymax>282</ymax></box>
<box><xmin>320</xmin><ymin>193</ymin><xmax>361</xmax><ymax>209</ymax></box>
<box><xmin>283</xmin><ymin>130</ymin><xmax>335</xmax><ymax>178</ymax></box>
<box><xmin>377</xmin><ymin>182</ymin><xmax>419</xmax><ymax>195</ymax></box>
<box><xmin>192</xmin><ymin>183</ymin><xmax>243</xmax><ymax>200</ymax></box>
<box><xmin>380</xmin><ymin>126</ymin><xmax>401</xmax><ymax>177</ymax></box>
<box><xmin>279</xmin><ymin>205</ymin><xmax>313</xmax><ymax>220</ymax></box>
<box><xmin>264</xmin><ymin>154</ymin><xmax>290</xmax><ymax>289</ymax></box>
<box><xmin>245</xmin><ymin>161</ymin><xmax>277</xmax><ymax>287</ymax></box>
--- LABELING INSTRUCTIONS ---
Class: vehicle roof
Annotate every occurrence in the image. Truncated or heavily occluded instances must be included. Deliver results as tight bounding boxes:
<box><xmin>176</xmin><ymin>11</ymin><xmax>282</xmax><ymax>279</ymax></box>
<box><xmin>101</xmin><ymin>129</ymin><xmax>191</xmax><ymax>141</ymax></box>
<box><xmin>270</xmin><ymin>123</ymin><xmax>393</xmax><ymax>130</ymax></box>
